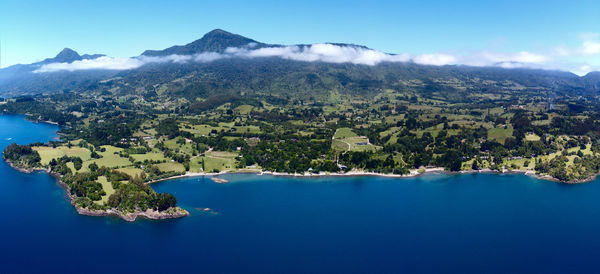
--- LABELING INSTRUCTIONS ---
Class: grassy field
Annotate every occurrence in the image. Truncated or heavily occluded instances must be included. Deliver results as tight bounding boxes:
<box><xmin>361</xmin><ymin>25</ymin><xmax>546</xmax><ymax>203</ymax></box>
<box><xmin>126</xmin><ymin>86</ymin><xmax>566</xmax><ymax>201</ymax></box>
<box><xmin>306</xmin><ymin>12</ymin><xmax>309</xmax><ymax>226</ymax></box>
<box><xmin>156</xmin><ymin>162</ymin><xmax>186</xmax><ymax>173</ymax></box>
<box><xmin>332</xmin><ymin>136</ymin><xmax>378</xmax><ymax>152</ymax></box>
<box><xmin>32</xmin><ymin>145</ymin><xmax>133</xmax><ymax>173</ymax></box>
<box><xmin>130</xmin><ymin>152</ymin><xmax>167</xmax><ymax>162</ymax></box>
<box><xmin>66</xmin><ymin>162</ymin><xmax>77</xmax><ymax>174</ymax></box>
<box><xmin>344</xmin><ymin>137</ymin><xmax>378</xmax><ymax>151</ymax></box>
<box><xmin>181</xmin><ymin>124</ymin><xmax>219</xmax><ymax>136</ymax></box>
<box><xmin>234</xmin><ymin>105</ymin><xmax>254</xmax><ymax>115</ymax></box>
<box><xmin>505</xmin><ymin>158</ymin><xmax>535</xmax><ymax>170</ymax></box>
<box><xmin>412</xmin><ymin>124</ymin><xmax>459</xmax><ymax>138</ymax></box>
<box><xmin>567</xmin><ymin>144</ymin><xmax>592</xmax><ymax>155</ymax></box>
<box><xmin>163</xmin><ymin>137</ymin><xmax>195</xmax><ymax>155</ymax></box>
<box><xmin>232</xmin><ymin>125</ymin><xmax>261</xmax><ymax>134</ymax></box>
<box><xmin>85</xmin><ymin>145</ymin><xmax>132</xmax><ymax>169</ymax></box>
<box><xmin>525</xmin><ymin>133</ymin><xmax>541</xmax><ymax>141</ymax></box>
<box><xmin>488</xmin><ymin>127</ymin><xmax>514</xmax><ymax>144</ymax></box>
<box><xmin>190</xmin><ymin>151</ymin><xmax>238</xmax><ymax>172</ymax></box>
<box><xmin>332</xmin><ymin>139</ymin><xmax>351</xmax><ymax>151</ymax></box>
<box><xmin>33</xmin><ymin>146</ymin><xmax>92</xmax><ymax>165</ymax></box>
<box><xmin>333</xmin><ymin>128</ymin><xmax>358</xmax><ymax>139</ymax></box>
<box><xmin>116</xmin><ymin>167</ymin><xmax>144</xmax><ymax>178</ymax></box>
<box><xmin>96</xmin><ymin>176</ymin><xmax>115</xmax><ymax>205</ymax></box>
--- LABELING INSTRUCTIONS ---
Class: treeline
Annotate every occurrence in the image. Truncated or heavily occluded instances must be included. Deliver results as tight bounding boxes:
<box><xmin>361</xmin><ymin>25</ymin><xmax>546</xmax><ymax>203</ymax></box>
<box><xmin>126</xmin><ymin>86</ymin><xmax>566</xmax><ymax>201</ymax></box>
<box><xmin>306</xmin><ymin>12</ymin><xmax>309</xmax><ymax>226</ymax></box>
<box><xmin>1</xmin><ymin>100</ymin><xmax>76</xmax><ymax>125</ymax></box>
<box><xmin>3</xmin><ymin>143</ymin><xmax>41</xmax><ymax>169</ymax></box>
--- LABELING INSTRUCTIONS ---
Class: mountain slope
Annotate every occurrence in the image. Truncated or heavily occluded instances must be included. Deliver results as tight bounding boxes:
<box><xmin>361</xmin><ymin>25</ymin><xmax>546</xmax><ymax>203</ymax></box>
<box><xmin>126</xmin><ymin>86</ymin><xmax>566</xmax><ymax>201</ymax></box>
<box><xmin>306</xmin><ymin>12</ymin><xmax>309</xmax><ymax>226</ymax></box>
<box><xmin>141</xmin><ymin>29</ymin><xmax>265</xmax><ymax>56</ymax></box>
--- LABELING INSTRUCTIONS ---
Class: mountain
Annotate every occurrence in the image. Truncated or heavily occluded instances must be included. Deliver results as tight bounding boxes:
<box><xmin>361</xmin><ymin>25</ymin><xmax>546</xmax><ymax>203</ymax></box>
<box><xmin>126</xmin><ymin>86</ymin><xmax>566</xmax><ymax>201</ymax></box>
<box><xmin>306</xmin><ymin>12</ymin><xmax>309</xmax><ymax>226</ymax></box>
<box><xmin>0</xmin><ymin>29</ymin><xmax>599</xmax><ymax>98</ymax></box>
<box><xmin>141</xmin><ymin>29</ymin><xmax>265</xmax><ymax>56</ymax></box>
<box><xmin>582</xmin><ymin>71</ymin><xmax>600</xmax><ymax>91</ymax></box>
<box><xmin>0</xmin><ymin>48</ymin><xmax>108</xmax><ymax>95</ymax></box>
<box><xmin>40</xmin><ymin>48</ymin><xmax>106</xmax><ymax>64</ymax></box>
<box><xmin>43</xmin><ymin>48</ymin><xmax>82</xmax><ymax>63</ymax></box>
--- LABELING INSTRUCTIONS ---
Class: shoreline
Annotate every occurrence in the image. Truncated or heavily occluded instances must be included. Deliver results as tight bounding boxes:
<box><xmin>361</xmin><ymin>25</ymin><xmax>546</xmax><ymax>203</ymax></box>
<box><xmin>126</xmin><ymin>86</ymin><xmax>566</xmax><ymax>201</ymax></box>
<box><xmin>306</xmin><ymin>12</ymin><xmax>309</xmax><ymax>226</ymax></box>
<box><xmin>4</xmin><ymin>158</ymin><xmax>189</xmax><ymax>222</ymax></box>
<box><xmin>148</xmin><ymin>166</ymin><xmax>592</xmax><ymax>185</ymax></box>
<box><xmin>5</xmin><ymin>156</ymin><xmax>595</xmax><ymax>222</ymax></box>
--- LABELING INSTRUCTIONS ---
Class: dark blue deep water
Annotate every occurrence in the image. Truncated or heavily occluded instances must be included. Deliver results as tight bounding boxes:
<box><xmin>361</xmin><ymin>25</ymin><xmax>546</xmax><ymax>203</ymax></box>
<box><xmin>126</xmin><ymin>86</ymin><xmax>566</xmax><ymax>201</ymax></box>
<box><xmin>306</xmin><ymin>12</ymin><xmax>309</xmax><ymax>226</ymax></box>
<box><xmin>2</xmin><ymin>115</ymin><xmax>600</xmax><ymax>273</ymax></box>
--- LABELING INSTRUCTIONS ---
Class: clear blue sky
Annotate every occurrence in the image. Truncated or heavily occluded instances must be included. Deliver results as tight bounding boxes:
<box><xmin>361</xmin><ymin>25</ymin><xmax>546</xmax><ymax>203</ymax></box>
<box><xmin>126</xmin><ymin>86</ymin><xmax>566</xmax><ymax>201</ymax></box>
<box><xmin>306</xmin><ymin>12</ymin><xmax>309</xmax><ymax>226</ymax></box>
<box><xmin>2</xmin><ymin>0</ymin><xmax>599</xmax><ymax>73</ymax></box>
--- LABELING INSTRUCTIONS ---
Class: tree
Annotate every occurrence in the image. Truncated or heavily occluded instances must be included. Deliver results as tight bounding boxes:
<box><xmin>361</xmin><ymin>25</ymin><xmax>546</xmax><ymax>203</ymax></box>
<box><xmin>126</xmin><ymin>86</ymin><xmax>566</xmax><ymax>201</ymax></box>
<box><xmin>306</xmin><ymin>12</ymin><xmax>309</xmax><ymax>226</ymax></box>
<box><xmin>471</xmin><ymin>160</ymin><xmax>479</xmax><ymax>170</ymax></box>
<box><xmin>156</xmin><ymin>193</ymin><xmax>177</xmax><ymax>211</ymax></box>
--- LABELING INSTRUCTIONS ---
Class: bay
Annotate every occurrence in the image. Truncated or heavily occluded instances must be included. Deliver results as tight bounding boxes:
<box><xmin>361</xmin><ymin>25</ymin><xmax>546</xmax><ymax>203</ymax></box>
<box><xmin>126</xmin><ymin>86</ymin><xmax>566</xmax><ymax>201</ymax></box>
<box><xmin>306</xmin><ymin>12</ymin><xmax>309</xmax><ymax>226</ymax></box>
<box><xmin>1</xmin><ymin>115</ymin><xmax>600</xmax><ymax>273</ymax></box>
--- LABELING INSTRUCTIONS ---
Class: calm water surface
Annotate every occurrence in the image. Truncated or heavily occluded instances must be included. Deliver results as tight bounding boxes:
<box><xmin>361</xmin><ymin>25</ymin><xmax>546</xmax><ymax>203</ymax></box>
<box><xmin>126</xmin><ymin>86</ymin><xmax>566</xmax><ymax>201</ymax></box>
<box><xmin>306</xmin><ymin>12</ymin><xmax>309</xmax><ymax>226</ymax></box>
<box><xmin>1</xmin><ymin>115</ymin><xmax>600</xmax><ymax>273</ymax></box>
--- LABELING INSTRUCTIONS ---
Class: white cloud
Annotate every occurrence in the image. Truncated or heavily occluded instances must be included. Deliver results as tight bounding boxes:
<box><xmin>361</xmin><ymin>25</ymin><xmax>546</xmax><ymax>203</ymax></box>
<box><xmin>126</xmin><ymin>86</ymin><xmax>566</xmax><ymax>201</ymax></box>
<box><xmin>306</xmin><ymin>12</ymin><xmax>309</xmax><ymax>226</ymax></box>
<box><xmin>413</xmin><ymin>54</ymin><xmax>457</xmax><ymax>66</ymax></box>
<box><xmin>582</xmin><ymin>41</ymin><xmax>600</xmax><ymax>55</ymax></box>
<box><xmin>33</xmin><ymin>41</ymin><xmax>599</xmax><ymax>75</ymax></box>
<box><xmin>35</xmin><ymin>56</ymin><xmax>144</xmax><ymax>72</ymax></box>
<box><xmin>226</xmin><ymin>44</ymin><xmax>411</xmax><ymax>65</ymax></box>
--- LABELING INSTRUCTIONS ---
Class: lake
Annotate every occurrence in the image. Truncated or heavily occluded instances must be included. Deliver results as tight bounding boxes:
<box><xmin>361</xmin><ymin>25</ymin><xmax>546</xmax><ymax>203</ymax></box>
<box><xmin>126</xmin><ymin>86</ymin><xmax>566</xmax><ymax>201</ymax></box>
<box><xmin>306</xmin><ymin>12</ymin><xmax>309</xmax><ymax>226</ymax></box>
<box><xmin>1</xmin><ymin>114</ymin><xmax>600</xmax><ymax>273</ymax></box>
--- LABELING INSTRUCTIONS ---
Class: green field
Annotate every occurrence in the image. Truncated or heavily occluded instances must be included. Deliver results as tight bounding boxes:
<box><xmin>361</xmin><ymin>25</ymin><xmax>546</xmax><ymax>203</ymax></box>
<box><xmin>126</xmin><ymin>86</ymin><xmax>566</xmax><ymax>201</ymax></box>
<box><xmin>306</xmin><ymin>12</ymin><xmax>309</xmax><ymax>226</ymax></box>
<box><xmin>332</xmin><ymin>136</ymin><xmax>378</xmax><ymax>152</ymax></box>
<box><xmin>525</xmin><ymin>133</ymin><xmax>541</xmax><ymax>141</ymax></box>
<box><xmin>130</xmin><ymin>152</ymin><xmax>167</xmax><ymax>162</ymax></box>
<box><xmin>163</xmin><ymin>137</ymin><xmax>195</xmax><ymax>154</ymax></box>
<box><xmin>488</xmin><ymin>127</ymin><xmax>514</xmax><ymax>144</ymax></box>
<box><xmin>234</xmin><ymin>105</ymin><xmax>254</xmax><ymax>115</ymax></box>
<box><xmin>181</xmin><ymin>125</ymin><xmax>218</xmax><ymax>136</ymax></box>
<box><xmin>96</xmin><ymin>176</ymin><xmax>115</xmax><ymax>205</ymax></box>
<box><xmin>33</xmin><ymin>146</ymin><xmax>92</xmax><ymax>165</ymax></box>
<box><xmin>156</xmin><ymin>162</ymin><xmax>186</xmax><ymax>173</ymax></box>
<box><xmin>116</xmin><ymin>167</ymin><xmax>144</xmax><ymax>178</ymax></box>
<box><xmin>333</xmin><ymin>128</ymin><xmax>358</xmax><ymax>139</ymax></box>
<box><xmin>191</xmin><ymin>151</ymin><xmax>238</xmax><ymax>172</ymax></box>
<box><xmin>84</xmin><ymin>145</ymin><xmax>132</xmax><ymax>169</ymax></box>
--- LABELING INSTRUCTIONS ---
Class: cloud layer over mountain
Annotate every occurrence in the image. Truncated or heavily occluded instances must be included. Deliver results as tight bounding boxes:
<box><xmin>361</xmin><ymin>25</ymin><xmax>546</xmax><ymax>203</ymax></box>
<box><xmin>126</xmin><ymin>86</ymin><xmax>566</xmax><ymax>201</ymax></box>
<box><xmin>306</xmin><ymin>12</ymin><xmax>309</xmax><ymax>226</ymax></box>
<box><xmin>34</xmin><ymin>38</ymin><xmax>600</xmax><ymax>75</ymax></box>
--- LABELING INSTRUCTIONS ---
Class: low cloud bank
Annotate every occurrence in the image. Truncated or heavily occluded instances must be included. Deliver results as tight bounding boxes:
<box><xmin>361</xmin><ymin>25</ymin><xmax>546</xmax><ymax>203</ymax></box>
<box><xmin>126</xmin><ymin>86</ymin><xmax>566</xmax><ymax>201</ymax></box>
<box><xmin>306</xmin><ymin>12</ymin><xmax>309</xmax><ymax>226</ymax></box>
<box><xmin>35</xmin><ymin>56</ymin><xmax>144</xmax><ymax>72</ymax></box>
<box><xmin>34</xmin><ymin>42</ymin><xmax>599</xmax><ymax>75</ymax></box>
<box><xmin>35</xmin><ymin>44</ymin><xmax>413</xmax><ymax>73</ymax></box>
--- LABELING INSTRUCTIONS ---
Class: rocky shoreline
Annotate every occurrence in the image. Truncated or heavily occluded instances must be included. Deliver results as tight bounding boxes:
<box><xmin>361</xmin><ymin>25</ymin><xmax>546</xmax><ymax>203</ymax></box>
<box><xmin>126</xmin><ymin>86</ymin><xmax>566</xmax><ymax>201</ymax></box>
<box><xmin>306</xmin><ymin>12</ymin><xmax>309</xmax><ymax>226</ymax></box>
<box><xmin>75</xmin><ymin>207</ymin><xmax>190</xmax><ymax>222</ymax></box>
<box><xmin>4</xmin><ymin>158</ymin><xmax>190</xmax><ymax>222</ymax></box>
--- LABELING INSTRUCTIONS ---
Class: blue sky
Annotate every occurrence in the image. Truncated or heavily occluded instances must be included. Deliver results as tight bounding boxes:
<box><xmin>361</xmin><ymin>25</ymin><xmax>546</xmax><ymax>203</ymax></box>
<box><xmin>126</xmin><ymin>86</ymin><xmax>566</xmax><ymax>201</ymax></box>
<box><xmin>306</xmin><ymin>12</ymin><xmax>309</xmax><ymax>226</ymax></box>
<box><xmin>2</xmin><ymin>0</ymin><xmax>600</xmax><ymax>74</ymax></box>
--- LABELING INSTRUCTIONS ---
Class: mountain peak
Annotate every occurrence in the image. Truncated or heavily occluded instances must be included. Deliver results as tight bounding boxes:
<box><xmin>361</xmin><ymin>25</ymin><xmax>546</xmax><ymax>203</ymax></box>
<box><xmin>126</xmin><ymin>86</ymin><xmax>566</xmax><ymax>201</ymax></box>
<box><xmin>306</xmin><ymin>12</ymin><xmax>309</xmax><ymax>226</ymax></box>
<box><xmin>204</xmin><ymin>28</ymin><xmax>232</xmax><ymax>36</ymax></box>
<box><xmin>141</xmin><ymin>29</ymin><xmax>263</xmax><ymax>56</ymax></box>
<box><xmin>36</xmin><ymin>48</ymin><xmax>104</xmax><ymax>65</ymax></box>
<box><xmin>54</xmin><ymin>48</ymin><xmax>81</xmax><ymax>63</ymax></box>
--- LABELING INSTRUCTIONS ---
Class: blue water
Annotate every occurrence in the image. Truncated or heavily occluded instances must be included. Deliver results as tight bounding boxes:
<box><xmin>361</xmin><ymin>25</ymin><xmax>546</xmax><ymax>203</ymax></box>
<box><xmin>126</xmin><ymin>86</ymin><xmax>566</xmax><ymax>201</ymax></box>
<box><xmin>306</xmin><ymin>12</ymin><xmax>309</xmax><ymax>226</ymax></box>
<box><xmin>2</xmin><ymin>115</ymin><xmax>600</xmax><ymax>273</ymax></box>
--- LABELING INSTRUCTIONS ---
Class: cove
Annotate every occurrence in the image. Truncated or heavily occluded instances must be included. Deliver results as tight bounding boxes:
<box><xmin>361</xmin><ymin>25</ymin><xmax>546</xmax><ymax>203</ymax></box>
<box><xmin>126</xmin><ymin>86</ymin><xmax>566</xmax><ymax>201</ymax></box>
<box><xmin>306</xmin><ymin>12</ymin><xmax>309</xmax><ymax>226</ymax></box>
<box><xmin>2</xmin><ymin>115</ymin><xmax>600</xmax><ymax>273</ymax></box>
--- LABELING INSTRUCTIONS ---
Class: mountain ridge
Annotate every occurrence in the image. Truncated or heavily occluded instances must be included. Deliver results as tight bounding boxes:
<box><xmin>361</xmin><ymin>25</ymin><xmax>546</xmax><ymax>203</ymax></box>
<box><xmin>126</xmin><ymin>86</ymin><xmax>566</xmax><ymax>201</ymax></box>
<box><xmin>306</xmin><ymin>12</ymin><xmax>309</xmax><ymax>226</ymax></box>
<box><xmin>0</xmin><ymin>29</ymin><xmax>599</xmax><ymax>97</ymax></box>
